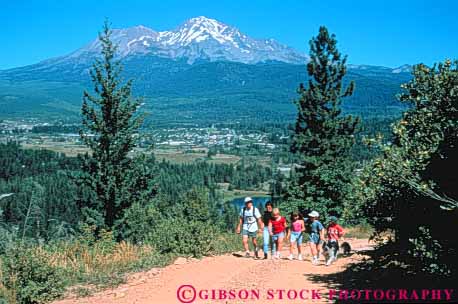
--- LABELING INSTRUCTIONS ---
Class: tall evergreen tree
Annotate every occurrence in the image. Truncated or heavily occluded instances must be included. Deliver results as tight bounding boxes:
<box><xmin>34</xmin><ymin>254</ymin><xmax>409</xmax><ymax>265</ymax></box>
<box><xmin>78</xmin><ymin>21</ymin><xmax>154</xmax><ymax>229</ymax></box>
<box><xmin>289</xmin><ymin>26</ymin><xmax>359</xmax><ymax>217</ymax></box>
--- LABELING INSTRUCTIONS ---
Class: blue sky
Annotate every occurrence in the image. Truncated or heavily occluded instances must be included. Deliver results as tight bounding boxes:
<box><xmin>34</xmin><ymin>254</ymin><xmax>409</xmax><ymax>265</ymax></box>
<box><xmin>1</xmin><ymin>0</ymin><xmax>457</xmax><ymax>69</ymax></box>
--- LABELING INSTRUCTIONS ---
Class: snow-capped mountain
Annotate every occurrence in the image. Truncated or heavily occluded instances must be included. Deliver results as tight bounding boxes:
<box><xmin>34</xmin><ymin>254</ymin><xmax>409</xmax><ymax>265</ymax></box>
<box><xmin>0</xmin><ymin>16</ymin><xmax>412</xmax><ymax>122</ymax></box>
<box><xmin>64</xmin><ymin>16</ymin><xmax>308</xmax><ymax>65</ymax></box>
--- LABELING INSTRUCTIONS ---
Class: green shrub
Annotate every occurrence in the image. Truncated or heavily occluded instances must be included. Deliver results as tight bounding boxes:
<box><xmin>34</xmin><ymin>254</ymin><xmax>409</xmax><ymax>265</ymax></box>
<box><xmin>353</xmin><ymin>61</ymin><xmax>458</xmax><ymax>277</ymax></box>
<box><xmin>409</xmin><ymin>226</ymin><xmax>451</xmax><ymax>276</ymax></box>
<box><xmin>211</xmin><ymin>233</ymin><xmax>243</xmax><ymax>255</ymax></box>
<box><xmin>1</xmin><ymin>243</ymin><xmax>65</xmax><ymax>304</ymax></box>
<box><xmin>122</xmin><ymin>188</ymin><xmax>240</xmax><ymax>258</ymax></box>
<box><xmin>117</xmin><ymin>202</ymin><xmax>160</xmax><ymax>243</ymax></box>
<box><xmin>148</xmin><ymin>217</ymin><xmax>219</xmax><ymax>257</ymax></box>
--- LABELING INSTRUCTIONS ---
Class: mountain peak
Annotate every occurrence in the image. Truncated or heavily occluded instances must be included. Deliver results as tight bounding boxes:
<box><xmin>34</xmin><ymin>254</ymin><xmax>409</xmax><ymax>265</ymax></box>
<box><xmin>163</xmin><ymin>15</ymin><xmax>238</xmax><ymax>47</ymax></box>
<box><xmin>183</xmin><ymin>16</ymin><xmax>227</xmax><ymax>31</ymax></box>
<box><xmin>186</xmin><ymin>15</ymin><xmax>221</xmax><ymax>24</ymax></box>
<box><xmin>41</xmin><ymin>16</ymin><xmax>309</xmax><ymax>65</ymax></box>
<box><xmin>133</xmin><ymin>24</ymin><xmax>151</xmax><ymax>30</ymax></box>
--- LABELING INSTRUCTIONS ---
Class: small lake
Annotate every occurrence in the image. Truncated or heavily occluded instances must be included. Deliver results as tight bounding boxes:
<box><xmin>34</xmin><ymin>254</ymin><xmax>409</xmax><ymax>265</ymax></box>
<box><xmin>231</xmin><ymin>196</ymin><xmax>271</xmax><ymax>210</ymax></box>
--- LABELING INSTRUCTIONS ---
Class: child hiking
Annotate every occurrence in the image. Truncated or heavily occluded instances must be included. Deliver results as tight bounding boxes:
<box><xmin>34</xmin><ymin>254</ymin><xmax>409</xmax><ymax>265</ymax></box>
<box><xmin>306</xmin><ymin>211</ymin><xmax>325</xmax><ymax>265</ymax></box>
<box><xmin>236</xmin><ymin>197</ymin><xmax>263</xmax><ymax>258</ymax></box>
<box><xmin>262</xmin><ymin>201</ymin><xmax>275</xmax><ymax>259</ymax></box>
<box><xmin>288</xmin><ymin>212</ymin><xmax>305</xmax><ymax>261</ymax></box>
<box><xmin>325</xmin><ymin>216</ymin><xmax>345</xmax><ymax>266</ymax></box>
<box><xmin>268</xmin><ymin>208</ymin><xmax>287</xmax><ymax>259</ymax></box>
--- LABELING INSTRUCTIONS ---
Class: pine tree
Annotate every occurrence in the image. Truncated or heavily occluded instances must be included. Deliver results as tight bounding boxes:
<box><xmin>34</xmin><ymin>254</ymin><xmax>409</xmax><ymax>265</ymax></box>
<box><xmin>290</xmin><ymin>26</ymin><xmax>359</xmax><ymax>217</ymax></box>
<box><xmin>79</xmin><ymin>21</ymin><xmax>154</xmax><ymax>229</ymax></box>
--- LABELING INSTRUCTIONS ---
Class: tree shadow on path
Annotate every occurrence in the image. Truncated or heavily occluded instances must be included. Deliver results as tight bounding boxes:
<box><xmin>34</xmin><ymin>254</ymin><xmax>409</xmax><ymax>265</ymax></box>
<box><xmin>305</xmin><ymin>247</ymin><xmax>457</xmax><ymax>303</ymax></box>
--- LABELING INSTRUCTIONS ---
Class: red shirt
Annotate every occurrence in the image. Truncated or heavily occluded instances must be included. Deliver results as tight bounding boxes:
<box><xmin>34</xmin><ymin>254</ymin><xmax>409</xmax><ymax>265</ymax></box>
<box><xmin>327</xmin><ymin>223</ymin><xmax>344</xmax><ymax>241</ymax></box>
<box><xmin>270</xmin><ymin>216</ymin><xmax>286</xmax><ymax>234</ymax></box>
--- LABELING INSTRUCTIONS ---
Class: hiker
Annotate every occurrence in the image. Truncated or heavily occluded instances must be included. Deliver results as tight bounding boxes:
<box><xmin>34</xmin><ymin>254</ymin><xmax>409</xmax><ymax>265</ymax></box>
<box><xmin>288</xmin><ymin>211</ymin><xmax>305</xmax><ymax>261</ymax></box>
<box><xmin>306</xmin><ymin>211</ymin><xmax>325</xmax><ymax>265</ymax></box>
<box><xmin>262</xmin><ymin>201</ymin><xmax>275</xmax><ymax>259</ymax></box>
<box><xmin>236</xmin><ymin>197</ymin><xmax>263</xmax><ymax>258</ymax></box>
<box><xmin>268</xmin><ymin>208</ymin><xmax>287</xmax><ymax>259</ymax></box>
<box><xmin>325</xmin><ymin>215</ymin><xmax>345</xmax><ymax>266</ymax></box>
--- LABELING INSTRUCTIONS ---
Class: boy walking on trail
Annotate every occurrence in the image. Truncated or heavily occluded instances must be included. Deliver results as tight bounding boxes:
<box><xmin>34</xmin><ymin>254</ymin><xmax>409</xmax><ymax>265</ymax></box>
<box><xmin>325</xmin><ymin>216</ymin><xmax>345</xmax><ymax>266</ymax></box>
<box><xmin>236</xmin><ymin>197</ymin><xmax>263</xmax><ymax>258</ymax></box>
<box><xmin>306</xmin><ymin>211</ymin><xmax>325</xmax><ymax>265</ymax></box>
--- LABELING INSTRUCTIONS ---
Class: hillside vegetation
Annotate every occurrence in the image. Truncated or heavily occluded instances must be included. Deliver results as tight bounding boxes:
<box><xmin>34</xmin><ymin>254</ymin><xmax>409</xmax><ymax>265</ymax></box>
<box><xmin>0</xmin><ymin>58</ymin><xmax>410</xmax><ymax>124</ymax></box>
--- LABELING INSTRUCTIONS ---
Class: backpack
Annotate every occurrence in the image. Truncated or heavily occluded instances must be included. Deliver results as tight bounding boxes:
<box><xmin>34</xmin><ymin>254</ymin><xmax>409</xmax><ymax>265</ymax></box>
<box><xmin>242</xmin><ymin>207</ymin><xmax>259</xmax><ymax>225</ymax></box>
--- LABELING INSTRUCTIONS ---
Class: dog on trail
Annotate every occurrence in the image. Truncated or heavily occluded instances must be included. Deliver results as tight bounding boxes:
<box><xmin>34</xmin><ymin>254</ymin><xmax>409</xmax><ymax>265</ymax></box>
<box><xmin>340</xmin><ymin>241</ymin><xmax>351</xmax><ymax>255</ymax></box>
<box><xmin>322</xmin><ymin>241</ymin><xmax>351</xmax><ymax>260</ymax></box>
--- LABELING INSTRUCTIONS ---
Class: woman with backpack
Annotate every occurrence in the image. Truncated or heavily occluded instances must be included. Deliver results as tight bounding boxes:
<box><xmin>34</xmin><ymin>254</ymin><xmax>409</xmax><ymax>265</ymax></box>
<box><xmin>235</xmin><ymin>197</ymin><xmax>263</xmax><ymax>258</ymax></box>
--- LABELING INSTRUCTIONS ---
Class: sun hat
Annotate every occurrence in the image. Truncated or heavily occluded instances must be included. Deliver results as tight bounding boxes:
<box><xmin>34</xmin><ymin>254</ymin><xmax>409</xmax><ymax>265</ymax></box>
<box><xmin>244</xmin><ymin>197</ymin><xmax>253</xmax><ymax>203</ymax></box>
<box><xmin>329</xmin><ymin>216</ymin><xmax>338</xmax><ymax>222</ymax></box>
<box><xmin>308</xmin><ymin>210</ymin><xmax>319</xmax><ymax>217</ymax></box>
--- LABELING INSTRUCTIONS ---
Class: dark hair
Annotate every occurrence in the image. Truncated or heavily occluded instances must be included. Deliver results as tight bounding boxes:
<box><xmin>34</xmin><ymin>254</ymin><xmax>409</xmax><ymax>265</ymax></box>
<box><xmin>290</xmin><ymin>211</ymin><xmax>303</xmax><ymax>221</ymax></box>
<box><xmin>265</xmin><ymin>201</ymin><xmax>273</xmax><ymax>208</ymax></box>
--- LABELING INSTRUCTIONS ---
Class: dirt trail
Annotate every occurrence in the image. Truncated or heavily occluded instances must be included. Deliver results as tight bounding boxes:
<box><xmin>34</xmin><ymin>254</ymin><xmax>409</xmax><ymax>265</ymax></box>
<box><xmin>54</xmin><ymin>238</ymin><xmax>373</xmax><ymax>304</ymax></box>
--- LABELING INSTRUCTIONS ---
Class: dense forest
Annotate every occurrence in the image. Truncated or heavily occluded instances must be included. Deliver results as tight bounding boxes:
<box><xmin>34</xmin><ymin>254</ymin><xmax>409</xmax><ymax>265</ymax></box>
<box><xmin>0</xmin><ymin>142</ymin><xmax>274</xmax><ymax>239</ymax></box>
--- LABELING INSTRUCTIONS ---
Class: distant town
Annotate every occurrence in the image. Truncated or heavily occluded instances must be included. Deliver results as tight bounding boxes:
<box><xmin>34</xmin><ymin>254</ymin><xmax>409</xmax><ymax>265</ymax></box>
<box><xmin>0</xmin><ymin>118</ymin><xmax>293</xmax><ymax>173</ymax></box>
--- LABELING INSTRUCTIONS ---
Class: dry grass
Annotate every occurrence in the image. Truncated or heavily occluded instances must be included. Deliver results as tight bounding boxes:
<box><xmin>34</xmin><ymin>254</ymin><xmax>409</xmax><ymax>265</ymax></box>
<box><xmin>21</xmin><ymin>142</ymin><xmax>244</xmax><ymax>164</ymax></box>
<box><xmin>154</xmin><ymin>150</ymin><xmax>206</xmax><ymax>163</ymax></box>
<box><xmin>0</xmin><ymin>238</ymin><xmax>165</xmax><ymax>303</ymax></box>
<box><xmin>154</xmin><ymin>150</ymin><xmax>242</xmax><ymax>164</ymax></box>
<box><xmin>22</xmin><ymin>143</ymin><xmax>90</xmax><ymax>157</ymax></box>
<box><xmin>208</xmin><ymin>154</ymin><xmax>241</xmax><ymax>165</ymax></box>
<box><xmin>344</xmin><ymin>224</ymin><xmax>375</xmax><ymax>239</ymax></box>
<box><xmin>48</xmin><ymin>241</ymin><xmax>153</xmax><ymax>277</ymax></box>
<box><xmin>0</xmin><ymin>263</ymin><xmax>17</xmax><ymax>304</ymax></box>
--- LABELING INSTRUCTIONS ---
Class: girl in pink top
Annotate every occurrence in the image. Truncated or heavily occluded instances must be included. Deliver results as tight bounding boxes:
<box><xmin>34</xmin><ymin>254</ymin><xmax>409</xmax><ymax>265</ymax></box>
<box><xmin>288</xmin><ymin>212</ymin><xmax>305</xmax><ymax>260</ymax></box>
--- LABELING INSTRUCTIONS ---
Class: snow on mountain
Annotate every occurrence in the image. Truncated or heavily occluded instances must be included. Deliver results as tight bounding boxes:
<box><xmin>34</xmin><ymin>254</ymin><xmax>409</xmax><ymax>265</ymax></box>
<box><xmin>64</xmin><ymin>16</ymin><xmax>308</xmax><ymax>65</ymax></box>
<box><xmin>71</xmin><ymin>25</ymin><xmax>159</xmax><ymax>58</ymax></box>
<box><xmin>348</xmin><ymin>64</ymin><xmax>412</xmax><ymax>74</ymax></box>
<box><xmin>391</xmin><ymin>64</ymin><xmax>412</xmax><ymax>73</ymax></box>
<box><xmin>1</xmin><ymin>16</ymin><xmax>412</xmax><ymax>76</ymax></box>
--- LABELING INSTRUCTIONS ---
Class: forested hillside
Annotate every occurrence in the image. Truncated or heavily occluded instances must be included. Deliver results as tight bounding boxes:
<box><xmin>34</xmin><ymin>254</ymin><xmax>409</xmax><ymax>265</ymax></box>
<box><xmin>0</xmin><ymin>57</ymin><xmax>410</xmax><ymax>124</ymax></box>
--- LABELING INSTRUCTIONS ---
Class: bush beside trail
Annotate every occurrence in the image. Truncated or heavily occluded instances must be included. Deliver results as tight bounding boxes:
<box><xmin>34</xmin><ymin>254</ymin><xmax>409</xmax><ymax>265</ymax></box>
<box><xmin>0</xmin><ymin>223</ymin><xmax>242</xmax><ymax>303</ymax></box>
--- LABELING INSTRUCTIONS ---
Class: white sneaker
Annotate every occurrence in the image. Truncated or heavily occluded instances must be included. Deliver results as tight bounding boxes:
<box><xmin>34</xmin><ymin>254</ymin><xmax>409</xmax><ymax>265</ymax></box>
<box><xmin>288</xmin><ymin>254</ymin><xmax>294</xmax><ymax>260</ymax></box>
<box><xmin>298</xmin><ymin>254</ymin><xmax>303</xmax><ymax>261</ymax></box>
<box><xmin>325</xmin><ymin>259</ymin><xmax>331</xmax><ymax>266</ymax></box>
<box><xmin>312</xmin><ymin>258</ymin><xmax>319</xmax><ymax>265</ymax></box>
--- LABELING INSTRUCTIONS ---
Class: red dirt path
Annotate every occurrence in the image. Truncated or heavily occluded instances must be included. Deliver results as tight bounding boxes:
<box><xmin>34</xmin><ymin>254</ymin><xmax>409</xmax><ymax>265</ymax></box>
<box><xmin>54</xmin><ymin>238</ymin><xmax>373</xmax><ymax>304</ymax></box>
